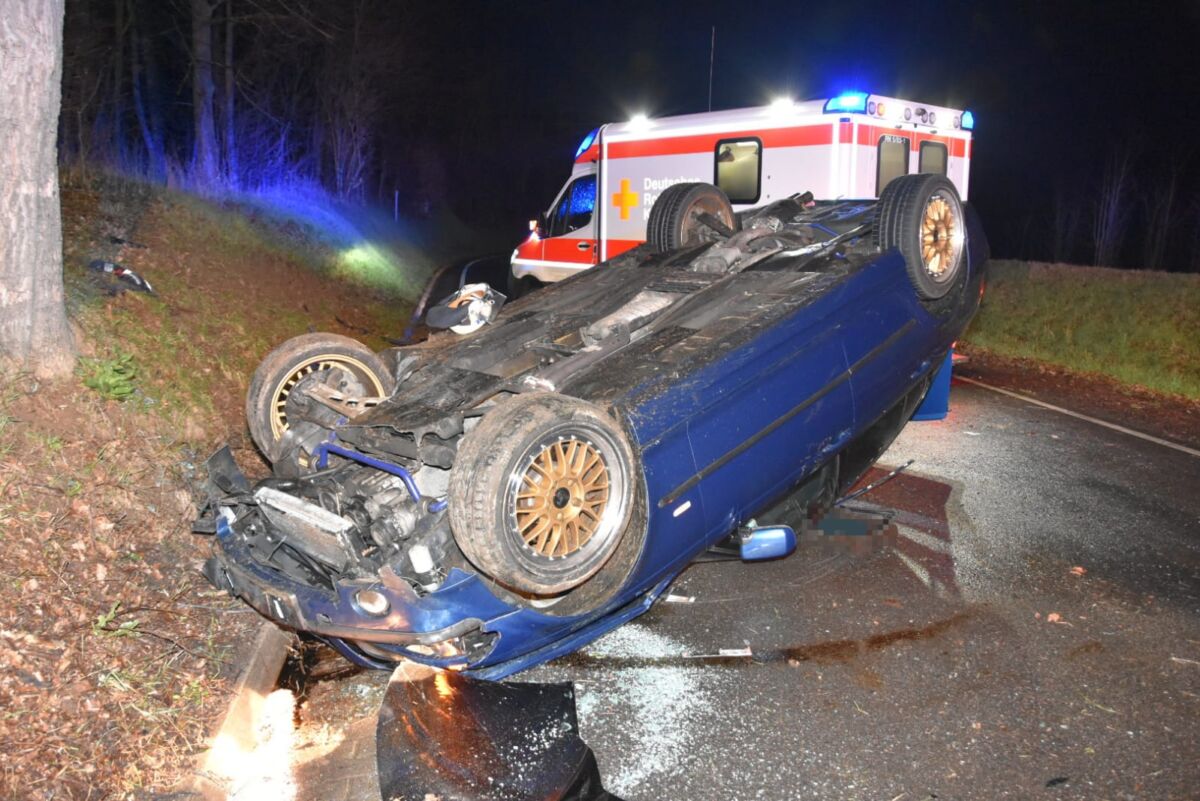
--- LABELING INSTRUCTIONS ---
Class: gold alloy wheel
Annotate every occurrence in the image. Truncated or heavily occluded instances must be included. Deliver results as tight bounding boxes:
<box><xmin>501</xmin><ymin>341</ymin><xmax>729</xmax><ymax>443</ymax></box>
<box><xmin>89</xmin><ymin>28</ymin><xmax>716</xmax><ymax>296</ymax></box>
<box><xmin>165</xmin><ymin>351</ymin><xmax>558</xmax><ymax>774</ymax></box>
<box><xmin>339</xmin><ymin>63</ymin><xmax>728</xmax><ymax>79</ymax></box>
<box><xmin>514</xmin><ymin>437</ymin><xmax>611</xmax><ymax>559</ymax></box>
<box><xmin>921</xmin><ymin>193</ymin><xmax>959</xmax><ymax>281</ymax></box>
<box><xmin>268</xmin><ymin>355</ymin><xmax>386</xmax><ymax>441</ymax></box>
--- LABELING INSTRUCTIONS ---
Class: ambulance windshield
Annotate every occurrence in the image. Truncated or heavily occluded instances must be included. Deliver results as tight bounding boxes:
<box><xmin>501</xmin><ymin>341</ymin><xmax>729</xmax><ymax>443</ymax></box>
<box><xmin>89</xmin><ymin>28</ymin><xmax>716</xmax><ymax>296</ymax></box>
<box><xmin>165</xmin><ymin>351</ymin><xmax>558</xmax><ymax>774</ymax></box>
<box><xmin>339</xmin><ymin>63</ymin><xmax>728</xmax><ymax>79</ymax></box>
<box><xmin>547</xmin><ymin>175</ymin><xmax>597</xmax><ymax>237</ymax></box>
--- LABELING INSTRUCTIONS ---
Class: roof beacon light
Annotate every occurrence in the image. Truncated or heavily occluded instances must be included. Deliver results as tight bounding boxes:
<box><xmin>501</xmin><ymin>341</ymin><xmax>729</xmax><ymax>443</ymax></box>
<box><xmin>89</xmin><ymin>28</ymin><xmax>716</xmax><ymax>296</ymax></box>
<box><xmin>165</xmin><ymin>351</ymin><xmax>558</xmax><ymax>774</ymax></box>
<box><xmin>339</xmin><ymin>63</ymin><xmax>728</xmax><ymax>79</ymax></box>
<box><xmin>770</xmin><ymin>96</ymin><xmax>795</xmax><ymax>113</ymax></box>
<box><xmin>961</xmin><ymin>110</ymin><xmax>975</xmax><ymax>131</ymax></box>
<box><xmin>574</xmin><ymin>128</ymin><xmax>598</xmax><ymax>159</ymax></box>
<box><xmin>628</xmin><ymin>113</ymin><xmax>652</xmax><ymax>131</ymax></box>
<box><xmin>823</xmin><ymin>92</ymin><xmax>869</xmax><ymax>114</ymax></box>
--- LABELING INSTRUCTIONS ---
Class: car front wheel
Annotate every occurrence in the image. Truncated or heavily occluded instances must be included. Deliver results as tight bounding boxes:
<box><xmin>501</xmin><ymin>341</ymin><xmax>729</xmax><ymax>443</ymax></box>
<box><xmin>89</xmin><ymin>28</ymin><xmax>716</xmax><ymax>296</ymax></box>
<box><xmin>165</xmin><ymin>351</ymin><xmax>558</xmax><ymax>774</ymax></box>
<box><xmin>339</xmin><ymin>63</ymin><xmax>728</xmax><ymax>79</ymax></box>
<box><xmin>245</xmin><ymin>333</ymin><xmax>393</xmax><ymax>464</ymax></box>
<box><xmin>448</xmin><ymin>393</ymin><xmax>643</xmax><ymax>601</ymax></box>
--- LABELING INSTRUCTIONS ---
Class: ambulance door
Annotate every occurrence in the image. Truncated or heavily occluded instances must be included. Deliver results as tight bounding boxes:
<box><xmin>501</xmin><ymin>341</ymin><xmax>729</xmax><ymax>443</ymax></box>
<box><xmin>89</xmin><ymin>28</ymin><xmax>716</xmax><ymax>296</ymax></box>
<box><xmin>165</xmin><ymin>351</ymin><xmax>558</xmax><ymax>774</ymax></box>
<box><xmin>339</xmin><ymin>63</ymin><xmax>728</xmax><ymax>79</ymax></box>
<box><xmin>538</xmin><ymin>172</ymin><xmax>599</xmax><ymax>281</ymax></box>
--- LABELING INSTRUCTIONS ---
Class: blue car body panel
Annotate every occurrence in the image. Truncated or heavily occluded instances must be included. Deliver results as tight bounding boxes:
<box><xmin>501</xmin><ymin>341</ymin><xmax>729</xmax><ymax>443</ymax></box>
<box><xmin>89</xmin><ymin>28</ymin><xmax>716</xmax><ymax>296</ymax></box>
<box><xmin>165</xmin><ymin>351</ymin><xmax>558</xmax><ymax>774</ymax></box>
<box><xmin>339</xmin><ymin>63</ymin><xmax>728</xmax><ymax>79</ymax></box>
<box><xmin>202</xmin><ymin>199</ymin><xmax>987</xmax><ymax>679</ymax></box>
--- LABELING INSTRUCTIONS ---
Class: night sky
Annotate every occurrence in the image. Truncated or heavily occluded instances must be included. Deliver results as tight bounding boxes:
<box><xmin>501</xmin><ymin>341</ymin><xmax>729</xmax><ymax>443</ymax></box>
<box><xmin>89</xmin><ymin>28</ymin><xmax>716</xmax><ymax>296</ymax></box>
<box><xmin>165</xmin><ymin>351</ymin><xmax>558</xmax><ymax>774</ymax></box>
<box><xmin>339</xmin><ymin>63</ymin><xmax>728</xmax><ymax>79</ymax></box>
<box><xmin>395</xmin><ymin>0</ymin><xmax>1200</xmax><ymax>267</ymax></box>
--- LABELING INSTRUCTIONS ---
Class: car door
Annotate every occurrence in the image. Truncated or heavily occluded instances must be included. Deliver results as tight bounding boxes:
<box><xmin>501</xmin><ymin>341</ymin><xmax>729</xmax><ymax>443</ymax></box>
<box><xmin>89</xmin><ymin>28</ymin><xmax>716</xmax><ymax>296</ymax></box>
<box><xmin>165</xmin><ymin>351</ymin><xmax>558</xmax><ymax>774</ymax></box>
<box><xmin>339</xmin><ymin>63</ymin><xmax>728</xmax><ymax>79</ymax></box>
<box><xmin>679</xmin><ymin>292</ymin><xmax>856</xmax><ymax>542</ymax></box>
<box><xmin>839</xmin><ymin>255</ymin><xmax>935</xmax><ymax>432</ymax></box>
<box><xmin>541</xmin><ymin>173</ymin><xmax>599</xmax><ymax>276</ymax></box>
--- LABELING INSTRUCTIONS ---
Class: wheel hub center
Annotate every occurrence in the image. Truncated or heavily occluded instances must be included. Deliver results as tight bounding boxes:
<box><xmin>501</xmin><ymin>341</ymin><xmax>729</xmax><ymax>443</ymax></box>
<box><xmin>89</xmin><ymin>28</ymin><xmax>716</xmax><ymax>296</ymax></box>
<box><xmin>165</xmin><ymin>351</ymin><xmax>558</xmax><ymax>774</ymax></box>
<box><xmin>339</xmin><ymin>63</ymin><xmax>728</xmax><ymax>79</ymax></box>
<box><xmin>514</xmin><ymin>438</ymin><xmax>611</xmax><ymax>558</ymax></box>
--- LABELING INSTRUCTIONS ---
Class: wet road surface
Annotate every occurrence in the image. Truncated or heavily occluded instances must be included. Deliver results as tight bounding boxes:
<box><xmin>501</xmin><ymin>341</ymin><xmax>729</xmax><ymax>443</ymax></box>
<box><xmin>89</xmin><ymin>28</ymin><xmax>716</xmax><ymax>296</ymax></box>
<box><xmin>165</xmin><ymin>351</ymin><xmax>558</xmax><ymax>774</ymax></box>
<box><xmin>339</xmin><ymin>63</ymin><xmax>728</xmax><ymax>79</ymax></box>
<box><xmin>294</xmin><ymin>380</ymin><xmax>1200</xmax><ymax>800</ymax></box>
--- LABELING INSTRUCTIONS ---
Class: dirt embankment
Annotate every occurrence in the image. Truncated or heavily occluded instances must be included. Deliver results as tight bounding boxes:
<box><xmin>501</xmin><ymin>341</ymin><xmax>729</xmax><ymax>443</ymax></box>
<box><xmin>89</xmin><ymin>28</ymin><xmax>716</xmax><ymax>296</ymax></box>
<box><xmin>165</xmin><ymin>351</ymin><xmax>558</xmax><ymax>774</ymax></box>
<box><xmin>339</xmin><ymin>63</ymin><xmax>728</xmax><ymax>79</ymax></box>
<box><xmin>0</xmin><ymin>176</ymin><xmax>416</xmax><ymax>800</ymax></box>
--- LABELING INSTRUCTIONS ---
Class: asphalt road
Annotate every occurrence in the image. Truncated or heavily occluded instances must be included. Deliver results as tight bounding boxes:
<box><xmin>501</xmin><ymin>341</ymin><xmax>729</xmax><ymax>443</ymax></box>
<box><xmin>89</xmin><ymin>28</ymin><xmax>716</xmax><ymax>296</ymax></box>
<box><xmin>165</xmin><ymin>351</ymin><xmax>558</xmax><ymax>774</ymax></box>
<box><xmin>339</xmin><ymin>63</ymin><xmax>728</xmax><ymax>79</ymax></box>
<box><xmin>293</xmin><ymin>379</ymin><xmax>1200</xmax><ymax>801</ymax></box>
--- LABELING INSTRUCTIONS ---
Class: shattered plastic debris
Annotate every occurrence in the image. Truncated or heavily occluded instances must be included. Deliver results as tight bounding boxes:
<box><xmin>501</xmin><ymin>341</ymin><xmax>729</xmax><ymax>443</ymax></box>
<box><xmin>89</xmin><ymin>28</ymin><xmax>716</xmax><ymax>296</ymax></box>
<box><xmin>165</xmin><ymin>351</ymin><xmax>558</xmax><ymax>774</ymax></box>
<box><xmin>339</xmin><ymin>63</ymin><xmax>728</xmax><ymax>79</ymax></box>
<box><xmin>87</xmin><ymin>259</ymin><xmax>155</xmax><ymax>294</ymax></box>
<box><xmin>663</xmin><ymin>594</ymin><xmax>695</xmax><ymax>604</ymax></box>
<box><xmin>1069</xmin><ymin>566</ymin><xmax>1087</xmax><ymax>576</ymax></box>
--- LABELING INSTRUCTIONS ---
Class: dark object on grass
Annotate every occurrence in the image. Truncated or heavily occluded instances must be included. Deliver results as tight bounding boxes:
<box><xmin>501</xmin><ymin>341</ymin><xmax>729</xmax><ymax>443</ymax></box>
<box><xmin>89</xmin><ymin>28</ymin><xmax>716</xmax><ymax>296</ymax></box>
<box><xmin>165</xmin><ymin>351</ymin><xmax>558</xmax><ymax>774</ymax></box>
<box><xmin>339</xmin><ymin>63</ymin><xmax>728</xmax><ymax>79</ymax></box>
<box><xmin>87</xmin><ymin>259</ymin><xmax>155</xmax><ymax>295</ymax></box>
<box><xmin>1045</xmin><ymin>777</ymin><xmax>1070</xmax><ymax>788</ymax></box>
<box><xmin>376</xmin><ymin>663</ymin><xmax>621</xmax><ymax>801</ymax></box>
<box><xmin>108</xmin><ymin>235</ymin><xmax>147</xmax><ymax>248</ymax></box>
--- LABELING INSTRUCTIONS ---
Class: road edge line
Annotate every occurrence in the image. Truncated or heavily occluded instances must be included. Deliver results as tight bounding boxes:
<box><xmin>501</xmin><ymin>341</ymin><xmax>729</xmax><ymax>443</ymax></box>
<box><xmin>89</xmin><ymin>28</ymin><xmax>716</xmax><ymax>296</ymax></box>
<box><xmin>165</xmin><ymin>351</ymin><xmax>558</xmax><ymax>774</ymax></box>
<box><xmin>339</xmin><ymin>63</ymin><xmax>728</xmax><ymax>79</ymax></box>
<box><xmin>956</xmin><ymin>375</ymin><xmax>1200</xmax><ymax>458</ymax></box>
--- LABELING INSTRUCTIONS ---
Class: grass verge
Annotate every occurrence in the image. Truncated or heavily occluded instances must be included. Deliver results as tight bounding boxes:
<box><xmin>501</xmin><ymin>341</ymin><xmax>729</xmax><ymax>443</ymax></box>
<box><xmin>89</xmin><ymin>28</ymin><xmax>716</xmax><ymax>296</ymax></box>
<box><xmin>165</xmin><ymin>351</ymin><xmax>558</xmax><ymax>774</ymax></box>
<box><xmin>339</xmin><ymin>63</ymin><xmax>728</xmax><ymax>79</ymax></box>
<box><xmin>962</xmin><ymin>260</ymin><xmax>1200</xmax><ymax>399</ymax></box>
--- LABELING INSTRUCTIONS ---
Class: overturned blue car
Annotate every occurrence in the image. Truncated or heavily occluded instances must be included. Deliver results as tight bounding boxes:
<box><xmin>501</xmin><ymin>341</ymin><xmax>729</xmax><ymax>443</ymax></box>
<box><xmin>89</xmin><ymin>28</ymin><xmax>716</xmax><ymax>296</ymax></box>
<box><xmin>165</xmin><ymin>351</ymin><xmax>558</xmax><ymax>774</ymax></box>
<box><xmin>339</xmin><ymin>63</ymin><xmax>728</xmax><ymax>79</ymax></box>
<box><xmin>196</xmin><ymin>174</ymin><xmax>987</xmax><ymax>679</ymax></box>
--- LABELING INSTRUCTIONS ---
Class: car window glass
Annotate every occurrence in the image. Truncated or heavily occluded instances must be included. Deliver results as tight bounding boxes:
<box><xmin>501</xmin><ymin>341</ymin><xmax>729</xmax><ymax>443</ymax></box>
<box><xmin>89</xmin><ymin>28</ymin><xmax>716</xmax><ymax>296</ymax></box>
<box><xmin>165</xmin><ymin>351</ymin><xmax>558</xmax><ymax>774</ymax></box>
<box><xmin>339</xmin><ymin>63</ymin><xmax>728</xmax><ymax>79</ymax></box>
<box><xmin>715</xmin><ymin>138</ymin><xmax>761</xmax><ymax>203</ymax></box>
<box><xmin>919</xmin><ymin>141</ymin><xmax>947</xmax><ymax>175</ymax></box>
<box><xmin>877</xmin><ymin>135</ymin><xmax>910</xmax><ymax>195</ymax></box>
<box><xmin>548</xmin><ymin>175</ymin><xmax>596</xmax><ymax>237</ymax></box>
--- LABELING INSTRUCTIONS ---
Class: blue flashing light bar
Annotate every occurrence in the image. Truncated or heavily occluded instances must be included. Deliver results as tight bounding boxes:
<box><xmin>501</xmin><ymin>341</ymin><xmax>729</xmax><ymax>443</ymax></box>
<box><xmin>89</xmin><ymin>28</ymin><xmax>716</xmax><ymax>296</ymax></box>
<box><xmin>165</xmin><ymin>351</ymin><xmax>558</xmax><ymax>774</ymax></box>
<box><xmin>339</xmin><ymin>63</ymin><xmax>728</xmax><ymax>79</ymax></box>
<box><xmin>575</xmin><ymin>128</ymin><xmax>599</xmax><ymax>159</ymax></box>
<box><xmin>823</xmin><ymin>92</ymin><xmax>869</xmax><ymax>114</ymax></box>
<box><xmin>960</xmin><ymin>110</ymin><xmax>975</xmax><ymax>130</ymax></box>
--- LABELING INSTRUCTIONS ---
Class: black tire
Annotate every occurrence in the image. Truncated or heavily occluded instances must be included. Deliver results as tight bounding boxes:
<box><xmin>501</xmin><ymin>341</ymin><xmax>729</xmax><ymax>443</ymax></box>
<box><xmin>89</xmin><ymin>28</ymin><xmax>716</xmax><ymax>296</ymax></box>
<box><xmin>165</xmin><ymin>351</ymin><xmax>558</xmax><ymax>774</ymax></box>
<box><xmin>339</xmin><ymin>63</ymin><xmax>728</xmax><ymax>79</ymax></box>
<box><xmin>507</xmin><ymin>270</ymin><xmax>543</xmax><ymax>300</ymax></box>
<box><xmin>874</xmin><ymin>174</ymin><xmax>966</xmax><ymax>300</ymax></box>
<box><xmin>646</xmin><ymin>182</ymin><xmax>737</xmax><ymax>253</ymax></box>
<box><xmin>246</xmin><ymin>333</ymin><xmax>393</xmax><ymax>463</ymax></box>
<box><xmin>448</xmin><ymin>393</ymin><xmax>643</xmax><ymax>599</ymax></box>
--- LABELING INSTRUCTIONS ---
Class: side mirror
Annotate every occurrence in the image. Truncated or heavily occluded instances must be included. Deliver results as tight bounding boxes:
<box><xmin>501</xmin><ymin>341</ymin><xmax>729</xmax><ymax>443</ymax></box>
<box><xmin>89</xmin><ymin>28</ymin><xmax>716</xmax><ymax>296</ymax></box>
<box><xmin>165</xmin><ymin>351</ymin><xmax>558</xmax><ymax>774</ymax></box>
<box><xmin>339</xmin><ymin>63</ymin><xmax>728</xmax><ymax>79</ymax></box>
<box><xmin>739</xmin><ymin>524</ymin><xmax>796</xmax><ymax>561</ymax></box>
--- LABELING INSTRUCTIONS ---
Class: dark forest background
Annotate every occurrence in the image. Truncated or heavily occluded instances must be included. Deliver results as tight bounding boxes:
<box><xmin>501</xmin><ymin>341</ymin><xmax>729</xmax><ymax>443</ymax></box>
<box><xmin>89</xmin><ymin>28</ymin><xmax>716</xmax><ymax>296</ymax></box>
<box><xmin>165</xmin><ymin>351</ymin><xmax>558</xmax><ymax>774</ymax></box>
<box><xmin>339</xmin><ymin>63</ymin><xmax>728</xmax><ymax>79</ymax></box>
<box><xmin>60</xmin><ymin>0</ymin><xmax>1200</xmax><ymax>271</ymax></box>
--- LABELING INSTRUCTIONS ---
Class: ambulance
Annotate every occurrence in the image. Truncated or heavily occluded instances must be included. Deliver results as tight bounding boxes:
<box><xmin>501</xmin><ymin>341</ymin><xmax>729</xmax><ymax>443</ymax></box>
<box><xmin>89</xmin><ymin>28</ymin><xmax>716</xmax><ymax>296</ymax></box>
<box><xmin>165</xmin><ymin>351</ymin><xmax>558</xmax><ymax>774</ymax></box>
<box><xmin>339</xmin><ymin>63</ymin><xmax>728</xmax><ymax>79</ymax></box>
<box><xmin>510</xmin><ymin>92</ymin><xmax>974</xmax><ymax>291</ymax></box>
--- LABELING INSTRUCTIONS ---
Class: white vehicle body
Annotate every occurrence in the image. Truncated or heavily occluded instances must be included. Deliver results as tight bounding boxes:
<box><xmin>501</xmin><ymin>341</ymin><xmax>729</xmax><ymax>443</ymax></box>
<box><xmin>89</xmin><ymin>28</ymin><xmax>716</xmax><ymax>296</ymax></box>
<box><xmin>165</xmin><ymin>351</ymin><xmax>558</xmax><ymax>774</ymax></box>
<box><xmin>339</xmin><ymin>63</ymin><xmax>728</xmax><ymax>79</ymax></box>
<box><xmin>512</xmin><ymin>93</ymin><xmax>974</xmax><ymax>284</ymax></box>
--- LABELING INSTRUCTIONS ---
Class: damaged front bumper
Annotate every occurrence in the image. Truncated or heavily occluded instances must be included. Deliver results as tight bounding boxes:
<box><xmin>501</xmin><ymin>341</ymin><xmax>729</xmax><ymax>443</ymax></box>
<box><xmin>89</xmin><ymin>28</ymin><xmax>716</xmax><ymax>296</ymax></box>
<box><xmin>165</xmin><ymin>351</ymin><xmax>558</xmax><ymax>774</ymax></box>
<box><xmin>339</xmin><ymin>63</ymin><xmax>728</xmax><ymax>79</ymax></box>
<box><xmin>205</xmin><ymin>514</ymin><xmax>510</xmax><ymax>669</ymax></box>
<box><xmin>201</xmin><ymin>500</ymin><xmax>669</xmax><ymax>679</ymax></box>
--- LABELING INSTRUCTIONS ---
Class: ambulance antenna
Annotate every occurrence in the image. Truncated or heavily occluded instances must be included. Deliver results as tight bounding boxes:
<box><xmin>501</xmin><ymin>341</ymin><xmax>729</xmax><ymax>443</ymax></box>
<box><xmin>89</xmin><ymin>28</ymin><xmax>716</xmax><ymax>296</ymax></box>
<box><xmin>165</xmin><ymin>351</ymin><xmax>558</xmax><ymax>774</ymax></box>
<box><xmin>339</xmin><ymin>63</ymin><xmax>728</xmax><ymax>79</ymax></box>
<box><xmin>707</xmin><ymin>26</ymin><xmax>716</xmax><ymax>111</ymax></box>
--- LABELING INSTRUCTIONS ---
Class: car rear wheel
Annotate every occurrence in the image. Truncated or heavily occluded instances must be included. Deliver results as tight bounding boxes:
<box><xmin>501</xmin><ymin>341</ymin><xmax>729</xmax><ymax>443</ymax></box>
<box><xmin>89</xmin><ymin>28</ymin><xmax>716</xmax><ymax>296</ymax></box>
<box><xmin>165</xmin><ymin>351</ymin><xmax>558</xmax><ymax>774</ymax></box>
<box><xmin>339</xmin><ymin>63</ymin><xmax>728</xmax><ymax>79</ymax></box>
<box><xmin>646</xmin><ymin>182</ymin><xmax>737</xmax><ymax>253</ymax></box>
<box><xmin>875</xmin><ymin>174</ymin><xmax>966</xmax><ymax>300</ymax></box>
<box><xmin>448</xmin><ymin>393</ymin><xmax>643</xmax><ymax>599</ymax></box>
<box><xmin>246</xmin><ymin>333</ymin><xmax>393</xmax><ymax>463</ymax></box>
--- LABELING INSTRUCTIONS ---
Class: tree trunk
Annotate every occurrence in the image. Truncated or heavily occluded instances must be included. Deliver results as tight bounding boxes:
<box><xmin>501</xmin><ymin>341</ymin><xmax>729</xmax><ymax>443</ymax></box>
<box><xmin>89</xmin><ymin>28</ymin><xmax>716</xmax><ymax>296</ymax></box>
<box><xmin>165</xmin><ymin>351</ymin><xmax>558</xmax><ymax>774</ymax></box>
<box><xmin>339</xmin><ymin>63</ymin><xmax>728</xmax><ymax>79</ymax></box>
<box><xmin>0</xmin><ymin>0</ymin><xmax>76</xmax><ymax>378</ymax></box>
<box><xmin>1092</xmin><ymin>148</ymin><xmax>1134</xmax><ymax>267</ymax></box>
<box><xmin>222</xmin><ymin>0</ymin><xmax>238</xmax><ymax>188</ymax></box>
<box><xmin>129</xmin><ymin>1</ymin><xmax>166</xmax><ymax>180</ymax></box>
<box><xmin>190</xmin><ymin>0</ymin><xmax>220</xmax><ymax>187</ymax></box>
<box><xmin>111</xmin><ymin>0</ymin><xmax>126</xmax><ymax>162</ymax></box>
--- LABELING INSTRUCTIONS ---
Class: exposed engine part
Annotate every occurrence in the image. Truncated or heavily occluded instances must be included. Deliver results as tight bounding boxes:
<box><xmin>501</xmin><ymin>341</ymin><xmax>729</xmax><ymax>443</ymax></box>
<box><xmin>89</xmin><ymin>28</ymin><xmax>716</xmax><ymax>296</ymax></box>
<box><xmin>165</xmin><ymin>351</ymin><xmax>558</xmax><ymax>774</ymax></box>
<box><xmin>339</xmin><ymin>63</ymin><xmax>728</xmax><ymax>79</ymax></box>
<box><xmin>254</xmin><ymin>486</ymin><xmax>355</xmax><ymax>572</ymax></box>
<box><xmin>219</xmin><ymin>461</ymin><xmax>461</xmax><ymax>597</ymax></box>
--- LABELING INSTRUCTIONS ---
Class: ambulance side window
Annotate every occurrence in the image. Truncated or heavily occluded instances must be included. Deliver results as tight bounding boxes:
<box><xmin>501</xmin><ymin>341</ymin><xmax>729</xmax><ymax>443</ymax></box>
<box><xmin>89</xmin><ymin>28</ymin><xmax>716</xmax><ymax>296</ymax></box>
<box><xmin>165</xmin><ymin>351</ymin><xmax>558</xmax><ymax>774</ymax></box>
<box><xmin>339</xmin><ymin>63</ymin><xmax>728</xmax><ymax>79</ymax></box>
<box><xmin>547</xmin><ymin>175</ymin><xmax>597</xmax><ymax>237</ymax></box>
<box><xmin>919</xmin><ymin>141</ymin><xmax>948</xmax><ymax>176</ymax></box>
<box><xmin>876</xmin><ymin>136</ymin><xmax>910</xmax><ymax>195</ymax></box>
<box><xmin>715</xmin><ymin>138</ymin><xmax>762</xmax><ymax>204</ymax></box>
